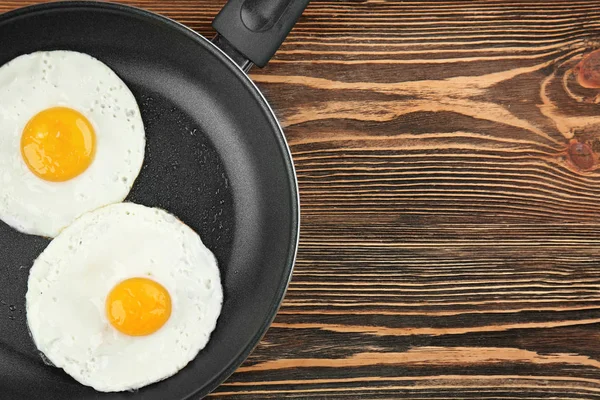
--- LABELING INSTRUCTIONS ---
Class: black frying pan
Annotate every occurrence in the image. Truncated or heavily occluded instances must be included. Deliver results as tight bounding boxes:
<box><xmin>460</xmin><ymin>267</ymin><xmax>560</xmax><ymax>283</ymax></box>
<box><xmin>0</xmin><ymin>1</ymin><xmax>305</xmax><ymax>398</ymax></box>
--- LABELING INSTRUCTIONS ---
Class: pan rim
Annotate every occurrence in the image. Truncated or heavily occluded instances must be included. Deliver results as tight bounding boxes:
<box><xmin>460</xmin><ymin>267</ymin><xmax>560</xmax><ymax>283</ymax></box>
<box><xmin>0</xmin><ymin>2</ymin><xmax>301</xmax><ymax>399</ymax></box>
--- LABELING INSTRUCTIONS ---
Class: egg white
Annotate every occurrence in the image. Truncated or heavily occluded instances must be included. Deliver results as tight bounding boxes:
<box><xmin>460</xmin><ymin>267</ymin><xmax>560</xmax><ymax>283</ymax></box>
<box><xmin>0</xmin><ymin>51</ymin><xmax>145</xmax><ymax>237</ymax></box>
<box><xmin>26</xmin><ymin>203</ymin><xmax>223</xmax><ymax>392</ymax></box>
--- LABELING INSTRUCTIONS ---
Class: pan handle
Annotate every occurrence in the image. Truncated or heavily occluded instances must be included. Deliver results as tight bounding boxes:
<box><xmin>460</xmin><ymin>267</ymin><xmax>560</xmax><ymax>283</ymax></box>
<box><xmin>211</xmin><ymin>0</ymin><xmax>309</xmax><ymax>72</ymax></box>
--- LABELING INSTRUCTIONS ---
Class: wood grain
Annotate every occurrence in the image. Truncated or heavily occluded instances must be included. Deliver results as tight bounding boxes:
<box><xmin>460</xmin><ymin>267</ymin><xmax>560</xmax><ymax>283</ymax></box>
<box><xmin>4</xmin><ymin>0</ymin><xmax>600</xmax><ymax>399</ymax></box>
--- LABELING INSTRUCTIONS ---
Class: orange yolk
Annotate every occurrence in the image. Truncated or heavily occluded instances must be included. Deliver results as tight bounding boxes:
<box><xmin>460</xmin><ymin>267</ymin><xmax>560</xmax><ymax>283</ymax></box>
<box><xmin>21</xmin><ymin>107</ymin><xmax>96</xmax><ymax>182</ymax></box>
<box><xmin>106</xmin><ymin>277</ymin><xmax>172</xmax><ymax>336</ymax></box>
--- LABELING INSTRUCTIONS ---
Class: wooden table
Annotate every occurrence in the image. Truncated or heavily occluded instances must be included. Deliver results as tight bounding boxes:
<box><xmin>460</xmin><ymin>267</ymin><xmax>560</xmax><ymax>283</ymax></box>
<box><xmin>3</xmin><ymin>0</ymin><xmax>600</xmax><ymax>398</ymax></box>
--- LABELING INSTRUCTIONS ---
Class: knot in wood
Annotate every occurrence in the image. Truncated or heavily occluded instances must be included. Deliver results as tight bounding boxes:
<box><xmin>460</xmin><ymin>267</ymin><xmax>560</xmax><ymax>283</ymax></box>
<box><xmin>575</xmin><ymin>49</ymin><xmax>600</xmax><ymax>89</ymax></box>
<box><xmin>568</xmin><ymin>140</ymin><xmax>595</xmax><ymax>170</ymax></box>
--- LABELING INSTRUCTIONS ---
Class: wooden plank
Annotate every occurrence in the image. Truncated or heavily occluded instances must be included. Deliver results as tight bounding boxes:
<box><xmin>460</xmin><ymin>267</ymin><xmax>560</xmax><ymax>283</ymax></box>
<box><xmin>3</xmin><ymin>0</ymin><xmax>600</xmax><ymax>398</ymax></box>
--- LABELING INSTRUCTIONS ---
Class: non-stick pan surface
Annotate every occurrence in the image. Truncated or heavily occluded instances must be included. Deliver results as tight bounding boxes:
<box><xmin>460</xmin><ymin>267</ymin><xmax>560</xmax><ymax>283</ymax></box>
<box><xmin>0</xmin><ymin>2</ymin><xmax>299</xmax><ymax>399</ymax></box>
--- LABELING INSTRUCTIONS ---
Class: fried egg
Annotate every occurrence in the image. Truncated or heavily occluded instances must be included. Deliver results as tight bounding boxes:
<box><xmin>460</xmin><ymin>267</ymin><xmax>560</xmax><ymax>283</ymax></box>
<box><xmin>0</xmin><ymin>51</ymin><xmax>145</xmax><ymax>237</ymax></box>
<box><xmin>26</xmin><ymin>203</ymin><xmax>223</xmax><ymax>392</ymax></box>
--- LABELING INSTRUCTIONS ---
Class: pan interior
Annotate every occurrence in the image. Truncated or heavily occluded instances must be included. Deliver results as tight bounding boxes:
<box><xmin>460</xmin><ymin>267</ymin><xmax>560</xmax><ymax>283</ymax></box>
<box><xmin>0</xmin><ymin>3</ymin><xmax>297</xmax><ymax>400</ymax></box>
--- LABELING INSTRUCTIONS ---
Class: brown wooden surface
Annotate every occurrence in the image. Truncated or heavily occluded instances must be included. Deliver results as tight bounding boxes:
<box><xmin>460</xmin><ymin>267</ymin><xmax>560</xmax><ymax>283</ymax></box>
<box><xmin>4</xmin><ymin>0</ymin><xmax>600</xmax><ymax>398</ymax></box>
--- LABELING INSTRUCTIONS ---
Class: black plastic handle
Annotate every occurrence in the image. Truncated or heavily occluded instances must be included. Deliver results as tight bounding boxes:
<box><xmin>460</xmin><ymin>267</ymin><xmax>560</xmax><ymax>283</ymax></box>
<box><xmin>212</xmin><ymin>0</ymin><xmax>309</xmax><ymax>69</ymax></box>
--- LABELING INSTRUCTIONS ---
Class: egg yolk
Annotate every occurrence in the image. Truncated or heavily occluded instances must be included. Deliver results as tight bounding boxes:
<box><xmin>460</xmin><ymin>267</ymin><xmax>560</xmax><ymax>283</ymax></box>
<box><xmin>21</xmin><ymin>107</ymin><xmax>96</xmax><ymax>182</ymax></box>
<box><xmin>106</xmin><ymin>277</ymin><xmax>172</xmax><ymax>336</ymax></box>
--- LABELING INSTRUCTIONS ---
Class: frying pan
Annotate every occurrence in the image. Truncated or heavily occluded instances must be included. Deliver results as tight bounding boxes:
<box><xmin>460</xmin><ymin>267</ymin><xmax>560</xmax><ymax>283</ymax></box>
<box><xmin>0</xmin><ymin>1</ymin><xmax>305</xmax><ymax>398</ymax></box>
